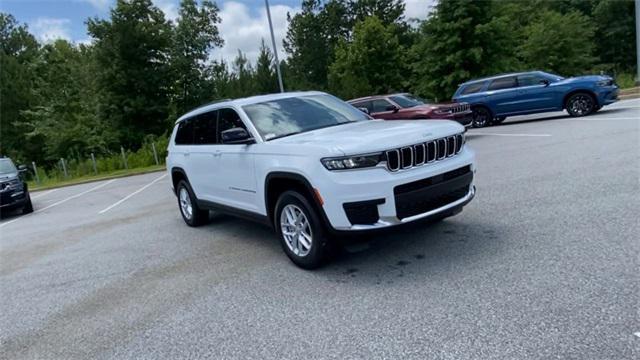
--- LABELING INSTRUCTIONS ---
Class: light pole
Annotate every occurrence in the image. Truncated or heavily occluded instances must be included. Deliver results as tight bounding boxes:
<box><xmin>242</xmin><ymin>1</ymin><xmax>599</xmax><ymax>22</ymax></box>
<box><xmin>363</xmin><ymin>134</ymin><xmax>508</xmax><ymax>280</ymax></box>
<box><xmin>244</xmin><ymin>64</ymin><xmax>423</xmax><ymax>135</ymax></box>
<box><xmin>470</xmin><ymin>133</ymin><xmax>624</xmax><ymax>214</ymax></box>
<box><xmin>265</xmin><ymin>0</ymin><xmax>285</xmax><ymax>92</ymax></box>
<box><xmin>636</xmin><ymin>0</ymin><xmax>640</xmax><ymax>84</ymax></box>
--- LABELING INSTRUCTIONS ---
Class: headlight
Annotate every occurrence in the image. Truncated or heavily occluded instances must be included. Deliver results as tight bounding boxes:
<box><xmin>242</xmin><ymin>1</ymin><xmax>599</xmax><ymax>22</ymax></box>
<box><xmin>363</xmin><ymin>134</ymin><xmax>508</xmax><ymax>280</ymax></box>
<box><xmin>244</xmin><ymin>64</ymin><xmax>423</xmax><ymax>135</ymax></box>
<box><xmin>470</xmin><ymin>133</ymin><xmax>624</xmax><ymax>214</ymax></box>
<box><xmin>434</xmin><ymin>108</ymin><xmax>453</xmax><ymax>115</ymax></box>
<box><xmin>596</xmin><ymin>79</ymin><xmax>613</xmax><ymax>87</ymax></box>
<box><xmin>321</xmin><ymin>153</ymin><xmax>383</xmax><ymax>171</ymax></box>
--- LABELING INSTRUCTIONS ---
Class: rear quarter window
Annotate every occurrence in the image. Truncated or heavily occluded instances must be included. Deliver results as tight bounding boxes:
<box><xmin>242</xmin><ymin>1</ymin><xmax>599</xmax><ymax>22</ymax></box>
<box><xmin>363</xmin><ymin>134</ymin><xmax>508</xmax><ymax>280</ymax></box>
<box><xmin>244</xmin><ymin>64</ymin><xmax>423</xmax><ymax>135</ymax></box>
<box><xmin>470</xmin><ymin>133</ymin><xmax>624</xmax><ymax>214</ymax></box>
<box><xmin>175</xmin><ymin>118</ymin><xmax>194</xmax><ymax>145</ymax></box>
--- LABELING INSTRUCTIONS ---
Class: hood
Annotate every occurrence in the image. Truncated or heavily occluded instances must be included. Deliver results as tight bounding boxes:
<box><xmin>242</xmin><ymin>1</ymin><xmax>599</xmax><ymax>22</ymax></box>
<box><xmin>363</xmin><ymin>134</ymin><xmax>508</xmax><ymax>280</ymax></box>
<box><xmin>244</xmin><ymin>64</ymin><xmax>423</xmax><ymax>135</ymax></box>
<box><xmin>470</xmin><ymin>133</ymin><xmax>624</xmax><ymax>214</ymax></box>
<box><xmin>558</xmin><ymin>75</ymin><xmax>611</xmax><ymax>84</ymax></box>
<box><xmin>271</xmin><ymin>120</ymin><xmax>464</xmax><ymax>155</ymax></box>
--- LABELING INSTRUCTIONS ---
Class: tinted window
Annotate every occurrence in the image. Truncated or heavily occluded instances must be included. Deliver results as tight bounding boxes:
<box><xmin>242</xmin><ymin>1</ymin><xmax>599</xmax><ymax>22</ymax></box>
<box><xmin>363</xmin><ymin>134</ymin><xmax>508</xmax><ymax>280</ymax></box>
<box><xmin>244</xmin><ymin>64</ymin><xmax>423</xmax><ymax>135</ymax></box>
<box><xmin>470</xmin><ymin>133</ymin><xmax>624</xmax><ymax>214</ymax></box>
<box><xmin>218</xmin><ymin>108</ymin><xmax>247</xmax><ymax>139</ymax></box>
<box><xmin>461</xmin><ymin>82</ymin><xmax>486</xmax><ymax>95</ymax></box>
<box><xmin>371</xmin><ymin>99</ymin><xmax>392</xmax><ymax>113</ymax></box>
<box><xmin>175</xmin><ymin>118</ymin><xmax>194</xmax><ymax>145</ymax></box>
<box><xmin>242</xmin><ymin>94</ymin><xmax>368</xmax><ymax>141</ymax></box>
<box><xmin>517</xmin><ymin>74</ymin><xmax>546</xmax><ymax>87</ymax></box>
<box><xmin>193</xmin><ymin>111</ymin><xmax>218</xmax><ymax>144</ymax></box>
<box><xmin>353</xmin><ymin>101</ymin><xmax>373</xmax><ymax>112</ymax></box>
<box><xmin>488</xmin><ymin>77</ymin><xmax>517</xmax><ymax>91</ymax></box>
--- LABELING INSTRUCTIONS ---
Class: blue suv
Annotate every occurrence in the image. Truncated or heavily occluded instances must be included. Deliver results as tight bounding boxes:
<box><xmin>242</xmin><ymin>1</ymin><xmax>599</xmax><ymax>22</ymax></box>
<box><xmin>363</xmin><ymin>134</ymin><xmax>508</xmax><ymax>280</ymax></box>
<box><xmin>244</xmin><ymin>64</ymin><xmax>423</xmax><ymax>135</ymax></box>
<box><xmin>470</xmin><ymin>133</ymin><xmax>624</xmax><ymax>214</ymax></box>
<box><xmin>452</xmin><ymin>71</ymin><xmax>619</xmax><ymax>127</ymax></box>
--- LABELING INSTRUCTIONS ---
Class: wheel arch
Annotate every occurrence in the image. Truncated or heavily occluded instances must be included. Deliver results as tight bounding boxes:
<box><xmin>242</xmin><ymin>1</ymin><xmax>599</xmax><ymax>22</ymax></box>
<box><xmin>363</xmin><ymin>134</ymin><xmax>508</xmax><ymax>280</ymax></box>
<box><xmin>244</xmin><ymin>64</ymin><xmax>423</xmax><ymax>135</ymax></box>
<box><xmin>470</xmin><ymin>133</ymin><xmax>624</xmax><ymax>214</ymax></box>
<box><xmin>170</xmin><ymin>167</ymin><xmax>189</xmax><ymax>195</ymax></box>
<box><xmin>264</xmin><ymin>172</ymin><xmax>330</xmax><ymax>229</ymax></box>
<box><xmin>563</xmin><ymin>89</ymin><xmax>598</xmax><ymax>109</ymax></box>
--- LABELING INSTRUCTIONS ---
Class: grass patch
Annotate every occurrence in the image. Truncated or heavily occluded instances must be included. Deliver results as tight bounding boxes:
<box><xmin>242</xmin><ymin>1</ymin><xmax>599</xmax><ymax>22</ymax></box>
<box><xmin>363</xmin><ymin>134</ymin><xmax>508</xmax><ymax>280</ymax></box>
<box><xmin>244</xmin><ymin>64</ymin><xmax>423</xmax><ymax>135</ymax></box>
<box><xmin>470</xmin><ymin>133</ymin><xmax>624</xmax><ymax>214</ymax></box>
<box><xmin>615</xmin><ymin>73</ymin><xmax>637</xmax><ymax>89</ymax></box>
<box><xmin>29</xmin><ymin>164</ymin><xmax>165</xmax><ymax>191</ymax></box>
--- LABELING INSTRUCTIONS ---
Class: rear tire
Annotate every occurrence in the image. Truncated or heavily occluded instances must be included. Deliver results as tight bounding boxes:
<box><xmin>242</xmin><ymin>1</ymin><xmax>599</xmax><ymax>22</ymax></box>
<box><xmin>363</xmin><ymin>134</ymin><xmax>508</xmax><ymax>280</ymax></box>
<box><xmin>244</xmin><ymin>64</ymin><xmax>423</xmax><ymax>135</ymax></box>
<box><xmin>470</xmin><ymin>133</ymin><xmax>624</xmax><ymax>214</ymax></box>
<box><xmin>275</xmin><ymin>191</ymin><xmax>329</xmax><ymax>269</ymax></box>
<box><xmin>22</xmin><ymin>195</ymin><xmax>33</xmax><ymax>214</ymax></box>
<box><xmin>566</xmin><ymin>92</ymin><xmax>596</xmax><ymax>117</ymax></box>
<box><xmin>176</xmin><ymin>180</ymin><xmax>208</xmax><ymax>227</ymax></box>
<box><xmin>471</xmin><ymin>106</ymin><xmax>492</xmax><ymax>128</ymax></box>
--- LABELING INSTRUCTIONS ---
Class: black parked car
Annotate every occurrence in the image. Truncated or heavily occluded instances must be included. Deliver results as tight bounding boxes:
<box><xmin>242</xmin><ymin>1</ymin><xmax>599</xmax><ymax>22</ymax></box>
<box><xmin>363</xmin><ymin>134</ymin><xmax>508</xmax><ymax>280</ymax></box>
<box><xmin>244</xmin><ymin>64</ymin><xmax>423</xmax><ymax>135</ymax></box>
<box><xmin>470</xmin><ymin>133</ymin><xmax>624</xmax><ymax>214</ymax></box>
<box><xmin>0</xmin><ymin>157</ymin><xmax>33</xmax><ymax>215</ymax></box>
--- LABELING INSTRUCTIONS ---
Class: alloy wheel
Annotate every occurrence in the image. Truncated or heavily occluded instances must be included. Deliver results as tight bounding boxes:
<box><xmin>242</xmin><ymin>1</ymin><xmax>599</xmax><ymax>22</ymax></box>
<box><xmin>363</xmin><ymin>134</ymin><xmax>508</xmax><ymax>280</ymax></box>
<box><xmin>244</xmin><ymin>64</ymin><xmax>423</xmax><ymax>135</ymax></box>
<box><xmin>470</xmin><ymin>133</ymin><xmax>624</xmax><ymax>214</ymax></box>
<box><xmin>472</xmin><ymin>108</ymin><xmax>490</xmax><ymax>127</ymax></box>
<box><xmin>280</xmin><ymin>204</ymin><xmax>312</xmax><ymax>257</ymax></box>
<box><xmin>569</xmin><ymin>94</ymin><xmax>593</xmax><ymax>116</ymax></box>
<box><xmin>179</xmin><ymin>187</ymin><xmax>193</xmax><ymax>220</ymax></box>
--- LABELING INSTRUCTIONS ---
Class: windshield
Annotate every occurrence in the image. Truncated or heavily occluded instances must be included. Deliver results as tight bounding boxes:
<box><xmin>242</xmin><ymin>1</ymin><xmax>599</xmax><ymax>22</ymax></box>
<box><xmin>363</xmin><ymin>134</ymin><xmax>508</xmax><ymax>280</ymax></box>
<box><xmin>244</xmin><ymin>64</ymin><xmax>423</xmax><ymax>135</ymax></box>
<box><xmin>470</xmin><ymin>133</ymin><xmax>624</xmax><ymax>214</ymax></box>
<box><xmin>242</xmin><ymin>94</ymin><xmax>369</xmax><ymax>140</ymax></box>
<box><xmin>390</xmin><ymin>94</ymin><xmax>430</xmax><ymax>108</ymax></box>
<box><xmin>0</xmin><ymin>159</ymin><xmax>17</xmax><ymax>174</ymax></box>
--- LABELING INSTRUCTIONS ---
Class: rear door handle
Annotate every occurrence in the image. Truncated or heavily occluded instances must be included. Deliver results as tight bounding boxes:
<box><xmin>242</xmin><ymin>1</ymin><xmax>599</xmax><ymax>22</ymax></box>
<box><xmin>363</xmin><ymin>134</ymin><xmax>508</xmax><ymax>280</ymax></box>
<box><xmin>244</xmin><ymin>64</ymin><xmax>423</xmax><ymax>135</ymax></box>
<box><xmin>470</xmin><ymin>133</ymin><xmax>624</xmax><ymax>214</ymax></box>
<box><xmin>213</xmin><ymin>150</ymin><xmax>222</xmax><ymax>158</ymax></box>
<box><xmin>183</xmin><ymin>152</ymin><xmax>190</xmax><ymax>157</ymax></box>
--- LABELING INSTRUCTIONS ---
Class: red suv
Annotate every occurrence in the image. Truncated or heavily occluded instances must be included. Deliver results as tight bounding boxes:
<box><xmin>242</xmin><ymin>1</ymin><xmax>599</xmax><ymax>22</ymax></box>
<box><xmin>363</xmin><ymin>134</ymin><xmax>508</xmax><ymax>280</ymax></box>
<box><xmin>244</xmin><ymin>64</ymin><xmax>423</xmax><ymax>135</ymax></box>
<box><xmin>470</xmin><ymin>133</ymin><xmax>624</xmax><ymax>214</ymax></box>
<box><xmin>348</xmin><ymin>93</ymin><xmax>472</xmax><ymax>126</ymax></box>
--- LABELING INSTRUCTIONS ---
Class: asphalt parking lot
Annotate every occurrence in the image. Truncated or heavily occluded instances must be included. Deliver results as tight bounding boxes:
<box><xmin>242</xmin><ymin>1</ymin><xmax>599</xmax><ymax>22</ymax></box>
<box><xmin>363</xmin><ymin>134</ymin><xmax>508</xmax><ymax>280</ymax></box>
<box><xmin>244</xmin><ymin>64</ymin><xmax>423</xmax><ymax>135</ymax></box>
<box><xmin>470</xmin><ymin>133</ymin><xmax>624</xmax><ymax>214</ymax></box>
<box><xmin>1</xmin><ymin>99</ymin><xmax>638</xmax><ymax>359</ymax></box>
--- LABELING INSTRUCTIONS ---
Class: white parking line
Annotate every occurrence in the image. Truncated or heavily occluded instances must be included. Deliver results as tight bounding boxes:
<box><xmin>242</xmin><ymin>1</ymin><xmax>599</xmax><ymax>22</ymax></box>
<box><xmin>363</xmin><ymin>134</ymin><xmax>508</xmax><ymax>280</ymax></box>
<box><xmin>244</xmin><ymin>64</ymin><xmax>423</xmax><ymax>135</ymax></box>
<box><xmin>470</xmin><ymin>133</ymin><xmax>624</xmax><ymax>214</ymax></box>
<box><xmin>31</xmin><ymin>188</ymin><xmax>60</xmax><ymax>200</ymax></box>
<box><xmin>634</xmin><ymin>332</ymin><xmax>640</xmax><ymax>338</ymax></box>
<box><xmin>0</xmin><ymin>179</ymin><xmax>117</xmax><ymax>229</ymax></box>
<box><xmin>98</xmin><ymin>174</ymin><xmax>167</xmax><ymax>214</ymax></box>
<box><xmin>470</xmin><ymin>133</ymin><xmax>552</xmax><ymax>137</ymax></box>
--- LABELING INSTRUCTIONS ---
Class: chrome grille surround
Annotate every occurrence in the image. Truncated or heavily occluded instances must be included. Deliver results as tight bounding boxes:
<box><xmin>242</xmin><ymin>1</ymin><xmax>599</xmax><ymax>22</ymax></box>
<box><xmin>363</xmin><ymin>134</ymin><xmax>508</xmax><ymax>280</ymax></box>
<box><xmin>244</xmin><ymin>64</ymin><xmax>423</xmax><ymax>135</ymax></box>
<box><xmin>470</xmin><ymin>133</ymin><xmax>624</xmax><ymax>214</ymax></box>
<box><xmin>384</xmin><ymin>133</ymin><xmax>465</xmax><ymax>172</ymax></box>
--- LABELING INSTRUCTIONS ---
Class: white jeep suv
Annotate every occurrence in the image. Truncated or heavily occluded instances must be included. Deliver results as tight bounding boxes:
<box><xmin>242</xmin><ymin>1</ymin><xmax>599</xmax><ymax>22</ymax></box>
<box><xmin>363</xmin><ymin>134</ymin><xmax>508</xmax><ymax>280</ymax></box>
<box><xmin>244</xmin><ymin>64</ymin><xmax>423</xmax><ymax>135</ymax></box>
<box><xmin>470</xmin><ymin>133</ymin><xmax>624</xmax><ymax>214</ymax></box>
<box><xmin>167</xmin><ymin>91</ymin><xmax>476</xmax><ymax>268</ymax></box>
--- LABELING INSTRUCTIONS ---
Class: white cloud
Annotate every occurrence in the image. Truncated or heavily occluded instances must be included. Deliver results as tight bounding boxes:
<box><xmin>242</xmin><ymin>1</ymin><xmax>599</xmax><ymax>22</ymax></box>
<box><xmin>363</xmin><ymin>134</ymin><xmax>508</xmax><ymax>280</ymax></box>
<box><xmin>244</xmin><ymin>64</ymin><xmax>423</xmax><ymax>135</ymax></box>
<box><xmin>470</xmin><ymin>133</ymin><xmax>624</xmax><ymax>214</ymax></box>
<box><xmin>79</xmin><ymin>0</ymin><xmax>112</xmax><ymax>11</ymax></box>
<box><xmin>215</xmin><ymin>1</ymin><xmax>299</xmax><ymax>64</ymax></box>
<box><xmin>154</xmin><ymin>0</ymin><xmax>179</xmax><ymax>22</ymax></box>
<box><xmin>30</xmin><ymin>18</ymin><xmax>72</xmax><ymax>43</ymax></box>
<box><xmin>403</xmin><ymin>0</ymin><xmax>437</xmax><ymax>21</ymax></box>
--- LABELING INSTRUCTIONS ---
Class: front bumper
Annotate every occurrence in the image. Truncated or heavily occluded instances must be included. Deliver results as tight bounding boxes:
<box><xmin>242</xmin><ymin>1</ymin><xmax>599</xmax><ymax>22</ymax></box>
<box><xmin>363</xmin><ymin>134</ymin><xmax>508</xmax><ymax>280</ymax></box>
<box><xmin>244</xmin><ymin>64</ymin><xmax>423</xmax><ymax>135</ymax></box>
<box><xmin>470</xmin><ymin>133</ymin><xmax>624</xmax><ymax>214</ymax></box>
<box><xmin>598</xmin><ymin>86</ymin><xmax>619</xmax><ymax>106</ymax></box>
<box><xmin>315</xmin><ymin>147</ymin><xmax>476</xmax><ymax>231</ymax></box>
<box><xmin>0</xmin><ymin>189</ymin><xmax>28</xmax><ymax>210</ymax></box>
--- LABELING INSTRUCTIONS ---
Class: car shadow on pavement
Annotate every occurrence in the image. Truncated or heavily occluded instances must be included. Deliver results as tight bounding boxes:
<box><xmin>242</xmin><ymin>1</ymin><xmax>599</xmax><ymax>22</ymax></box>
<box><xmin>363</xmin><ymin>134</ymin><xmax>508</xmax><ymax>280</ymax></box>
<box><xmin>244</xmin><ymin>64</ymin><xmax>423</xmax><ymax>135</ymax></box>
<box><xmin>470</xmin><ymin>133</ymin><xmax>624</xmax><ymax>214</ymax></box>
<box><xmin>320</xmin><ymin>217</ymin><xmax>506</xmax><ymax>284</ymax></box>
<box><xmin>492</xmin><ymin>108</ymin><xmax>627</xmax><ymax>127</ymax></box>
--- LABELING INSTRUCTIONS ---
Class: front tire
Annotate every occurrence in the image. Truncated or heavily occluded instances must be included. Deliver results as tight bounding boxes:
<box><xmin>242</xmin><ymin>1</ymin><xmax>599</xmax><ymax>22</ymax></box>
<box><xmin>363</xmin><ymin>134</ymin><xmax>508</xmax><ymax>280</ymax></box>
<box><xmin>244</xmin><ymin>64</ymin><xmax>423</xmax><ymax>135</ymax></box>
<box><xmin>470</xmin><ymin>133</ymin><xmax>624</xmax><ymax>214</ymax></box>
<box><xmin>566</xmin><ymin>92</ymin><xmax>596</xmax><ymax>117</ymax></box>
<box><xmin>176</xmin><ymin>180</ymin><xmax>208</xmax><ymax>227</ymax></box>
<box><xmin>471</xmin><ymin>106</ymin><xmax>492</xmax><ymax>128</ymax></box>
<box><xmin>22</xmin><ymin>195</ymin><xmax>33</xmax><ymax>214</ymax></box>
<box><xmin>492</xmin><ymin>116</ymin><xmax>506</xmax><ymax>125</ymax></box>
<box><xmin>275</xmin><ymin>191</ymin><xmax>329</xmax><ymax>269</ymax></box>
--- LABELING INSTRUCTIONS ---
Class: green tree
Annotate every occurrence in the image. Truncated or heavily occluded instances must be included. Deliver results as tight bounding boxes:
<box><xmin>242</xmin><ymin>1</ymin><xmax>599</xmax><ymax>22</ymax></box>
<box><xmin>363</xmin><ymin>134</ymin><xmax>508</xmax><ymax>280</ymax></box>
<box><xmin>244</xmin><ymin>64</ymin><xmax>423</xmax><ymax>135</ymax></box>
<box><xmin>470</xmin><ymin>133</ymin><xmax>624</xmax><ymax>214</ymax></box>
<box><xmin>170</xmin><ymin>0</ymin><xmax>223</xmax><ymax>117</ymax></box>
<box><xmin>411</xmin><ymin>0</ymin><xmax>516</xmax><ymax>100</ymax></box>
<box><xmin>0</xmin><ymin>13</ymin><xmax>40</xmax><ymax>162</ymax></box>
<box><xmin>254</xmin><ymin>39</ymin><xmax>279</xmax><ymax>94</ymax></box>
<box><xmin>593</xmin><ymin>0</ymin><xmax>636</xmax><ymax>72</ymax></box>
<box><xmin>22</xmin><ymin>41</ymin><xmax>111</xmax><ymax>161</ymax></box>
<box><xmin>328</xmin><ymin>16</ymin><xmax>404</xmax><ymax>99</ymax></box>
<box><xmin>348</xmin><ymin>0</ymin><xmax>405</xmax><ymax>26</ymax></box>
<box><xmin>284</xmin><ymin>0</ymin><xmax>339</xmax><ymax>90</ymax></box>
<box><xmin>87</xmin><ymin>0</ymin><xmax>173</xmax><ymax>149</ymax></box>
<box><xmin>519</xmin><ymin>10</ymin><xmax>596</xmax><ymax>76</ymax></box>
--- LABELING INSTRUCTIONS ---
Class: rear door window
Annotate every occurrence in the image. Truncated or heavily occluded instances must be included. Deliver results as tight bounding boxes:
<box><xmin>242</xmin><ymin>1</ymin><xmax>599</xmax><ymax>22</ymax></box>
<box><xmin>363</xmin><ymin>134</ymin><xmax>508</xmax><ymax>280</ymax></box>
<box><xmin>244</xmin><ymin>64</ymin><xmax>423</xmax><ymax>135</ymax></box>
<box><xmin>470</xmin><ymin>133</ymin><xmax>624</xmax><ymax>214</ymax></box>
<box><xmin>488</xmin><ymin>77</ymin><xmax>517</xmax><ymax>91</ymax></box>
<box><xmin>193</xmin><ymin>111</ymin><xmax>218</xmax><ymax>145</ymax></box>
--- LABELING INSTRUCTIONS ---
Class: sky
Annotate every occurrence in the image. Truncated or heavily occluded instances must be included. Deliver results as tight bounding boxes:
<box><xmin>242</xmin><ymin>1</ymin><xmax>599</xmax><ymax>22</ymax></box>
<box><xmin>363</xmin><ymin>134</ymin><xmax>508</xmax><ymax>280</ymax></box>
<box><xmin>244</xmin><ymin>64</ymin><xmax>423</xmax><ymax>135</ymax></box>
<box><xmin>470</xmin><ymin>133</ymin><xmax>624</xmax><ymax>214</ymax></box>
<box><xmin>0</xmin><ymin>0</ymin><xmax>436</xmax><ymax>63</ymax></box>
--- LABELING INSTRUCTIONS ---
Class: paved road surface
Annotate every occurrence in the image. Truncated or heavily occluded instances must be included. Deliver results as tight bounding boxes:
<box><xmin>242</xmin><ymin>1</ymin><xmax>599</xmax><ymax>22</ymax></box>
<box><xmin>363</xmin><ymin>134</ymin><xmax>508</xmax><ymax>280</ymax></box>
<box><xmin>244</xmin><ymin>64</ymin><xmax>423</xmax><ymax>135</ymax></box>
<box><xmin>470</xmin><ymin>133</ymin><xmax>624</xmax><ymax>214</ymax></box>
<box><xmin>1</xmin><ymin>100</ymin><xmax>638</xmax><ymax>359</ymax></box>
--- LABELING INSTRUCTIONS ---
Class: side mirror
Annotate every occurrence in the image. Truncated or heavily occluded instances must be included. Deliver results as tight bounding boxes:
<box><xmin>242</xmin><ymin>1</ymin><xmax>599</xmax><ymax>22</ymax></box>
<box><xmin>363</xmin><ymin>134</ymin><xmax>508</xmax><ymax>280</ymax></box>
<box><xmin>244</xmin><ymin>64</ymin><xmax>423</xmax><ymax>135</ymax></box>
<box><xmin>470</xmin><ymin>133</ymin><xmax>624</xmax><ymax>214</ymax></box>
<box><xmin>385</xmin><ymin>105</ymin><xmax>399</xmax><ymax>113</ymax></box>
<box><xmin>540</xmin><ymin>79</ymin><xmax>550</xmax><ymax>87</ymax></box>
<box><xmin>221</xmin><ymin>127</ymin><xmax>254</xmax><ymax>144</ymax></box>
<box><xmin>17</xmin><ymin>164</ymin><xmax>27</xmax><ymax>173</ymax></box>
<box><xmin>357</xmin><ymin>107</ymin><xmax>370</xmax><ymax>115</ymax></box>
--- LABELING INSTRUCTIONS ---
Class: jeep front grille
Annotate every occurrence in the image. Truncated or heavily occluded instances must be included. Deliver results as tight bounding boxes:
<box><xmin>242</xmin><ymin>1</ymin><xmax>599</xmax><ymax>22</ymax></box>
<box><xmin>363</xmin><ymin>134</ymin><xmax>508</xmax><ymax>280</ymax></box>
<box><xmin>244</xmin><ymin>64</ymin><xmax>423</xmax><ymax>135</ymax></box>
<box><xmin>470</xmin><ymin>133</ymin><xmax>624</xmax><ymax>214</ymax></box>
<box><xmin>451</xmin><ymin>103</ymin><xmax>470</xmax><ymax>114</ymax></box>
<box><xmin>385</xmin><ymin>133</ymin><xmax>464</xmax><ymax>172</ymax></box>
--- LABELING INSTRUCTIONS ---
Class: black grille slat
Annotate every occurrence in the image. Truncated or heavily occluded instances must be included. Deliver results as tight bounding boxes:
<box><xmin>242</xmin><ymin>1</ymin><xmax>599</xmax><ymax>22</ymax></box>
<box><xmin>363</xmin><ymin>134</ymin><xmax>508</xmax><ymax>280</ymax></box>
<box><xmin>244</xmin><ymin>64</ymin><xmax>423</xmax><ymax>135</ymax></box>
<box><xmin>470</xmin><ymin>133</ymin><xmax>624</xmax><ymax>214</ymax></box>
<box><xmin>384</xmin><ymin>132</ymin><xmax>465</xmax><ymax>171</ymax></box>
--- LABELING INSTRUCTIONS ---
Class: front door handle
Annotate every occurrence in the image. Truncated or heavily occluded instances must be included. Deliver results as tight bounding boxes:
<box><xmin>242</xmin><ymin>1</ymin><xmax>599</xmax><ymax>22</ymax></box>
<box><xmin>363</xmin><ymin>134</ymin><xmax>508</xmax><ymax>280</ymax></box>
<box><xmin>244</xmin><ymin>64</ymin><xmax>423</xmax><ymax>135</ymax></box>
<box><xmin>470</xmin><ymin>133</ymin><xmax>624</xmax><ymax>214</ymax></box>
<box><xmin>213</xmin><ymin>150</ymin><xmax>222</xmax><ymax>158</ymax></box>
